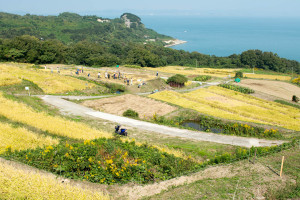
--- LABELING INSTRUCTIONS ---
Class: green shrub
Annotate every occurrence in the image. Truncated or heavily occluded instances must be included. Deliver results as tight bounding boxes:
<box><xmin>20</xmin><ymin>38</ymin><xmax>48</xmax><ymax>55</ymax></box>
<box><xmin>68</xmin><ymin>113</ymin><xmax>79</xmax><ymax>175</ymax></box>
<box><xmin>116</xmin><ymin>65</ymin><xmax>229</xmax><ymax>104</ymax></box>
<box><xmin>292</xmin><ymin>95</ymin><xmax>299</xmax><ymax>103</ymax></box>
<box><xmin>4</xmin><ymin>138</ymin><xmax>199</xmax><ymax>185</ymax></box>
<box><xmin>193</xmin><ymin>75</ymin><xmax>212</xmax><ymax>82</ymax></box>
<box><xmin>167</xmin><ymin>74</ymin><xmax>188</xmax><ymax>84</ymax></box>
<box><xmin>218</xmin><ymin>84</ymin><xmax>254</xmax><ymax>94</ymax></box>
<box><xmin>123</xmin><ymin>109</ymin><xmax>139</xmax><ymax>118</ymax></box>
<box><xmin>235</xmin><ymin>71</ymin><xmax>243</xmax><ymax>78</ymax></box>
<box><xmin>104</xmin><ymin>82</ymin><xmax>126</xmax><ymax>93</ymax></box>
<box><xmin>124</xmin><ymin>65</ymin><xmax>142</xmax><ymax>69</ymax></box>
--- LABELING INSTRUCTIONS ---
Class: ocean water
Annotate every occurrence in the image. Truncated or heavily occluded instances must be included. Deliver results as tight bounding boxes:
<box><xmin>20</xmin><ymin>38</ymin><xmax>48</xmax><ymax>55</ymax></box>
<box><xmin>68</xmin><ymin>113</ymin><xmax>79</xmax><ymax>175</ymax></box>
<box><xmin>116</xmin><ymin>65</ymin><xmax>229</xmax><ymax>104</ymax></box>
<box><xmin>141</xmin><ymin>16</ymin><xmax>300</xmax><ymax>62</ymax></box>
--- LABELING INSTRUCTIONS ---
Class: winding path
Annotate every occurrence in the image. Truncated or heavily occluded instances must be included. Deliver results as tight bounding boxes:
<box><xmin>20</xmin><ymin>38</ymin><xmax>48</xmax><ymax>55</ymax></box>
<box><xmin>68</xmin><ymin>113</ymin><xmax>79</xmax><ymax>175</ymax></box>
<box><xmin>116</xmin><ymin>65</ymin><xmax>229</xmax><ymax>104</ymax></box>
<box><xmin>41</xmin><ymin>95</ymin><xmax>285</xmax><ymax>148</ymax></box>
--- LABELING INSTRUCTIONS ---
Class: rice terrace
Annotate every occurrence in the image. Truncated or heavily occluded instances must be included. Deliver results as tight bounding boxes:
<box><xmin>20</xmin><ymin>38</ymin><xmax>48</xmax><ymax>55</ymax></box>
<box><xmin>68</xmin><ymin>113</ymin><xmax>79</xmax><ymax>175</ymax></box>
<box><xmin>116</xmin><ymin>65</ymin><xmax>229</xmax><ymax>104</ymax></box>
<box><xmin>0</xmin><ymin>61</ymin><xmax>299</xmax><ymax>199</ymax></box>
<box><xmin>0</xmin><ymin>7</ymin><xmax>300</xmax><ymax>200</ymax></box>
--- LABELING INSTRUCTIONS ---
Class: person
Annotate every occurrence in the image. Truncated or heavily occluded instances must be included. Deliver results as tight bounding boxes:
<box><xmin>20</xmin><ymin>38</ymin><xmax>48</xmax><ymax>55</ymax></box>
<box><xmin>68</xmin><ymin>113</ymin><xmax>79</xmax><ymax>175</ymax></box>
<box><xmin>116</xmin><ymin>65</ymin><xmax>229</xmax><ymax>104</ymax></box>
<box><xmin>50</xmin><ymin>67</ymin><xmax>53</xmax><ymax>73</ymax></box>
<box><xmin>88</xmin><ymin>73</ymin><xmax>90</xmax><ymax>77</ymax></box>
<box><xmin>105</xmin><ymin>71</ymin><xmax>108</xmax><ymax>79</ymax></box>
<box><xmin>108</xmin><ymin>73</ymin><xmax>110</xmax><ymax>79</ymax></box>
<box><xmin>156</xmin><ymin>71</ymin><xmax>158</xmax><ymax>76</ymax></box>
<box><xmin>127</xmin><ymin>79</ymin><xmax>130</xmax><ymax>85</ymax></box>
<box><xmin>57</xmin><ymin>67</ymin><xmax>60</xmax><ymax>73</ymax></box>
<box><xmin>98</xmin><ymin>72</ymin><xmax>101</xmax><ymax>78</ymax></box>
<box><xmin>115</xmin><ymin>125</ymin><xmax>121</xmax><ymax>133</ymax></box>
<box><xmin>130</xmin><ymin>78</ymin><xmax>133</xmax><ymax>85</ymax></box>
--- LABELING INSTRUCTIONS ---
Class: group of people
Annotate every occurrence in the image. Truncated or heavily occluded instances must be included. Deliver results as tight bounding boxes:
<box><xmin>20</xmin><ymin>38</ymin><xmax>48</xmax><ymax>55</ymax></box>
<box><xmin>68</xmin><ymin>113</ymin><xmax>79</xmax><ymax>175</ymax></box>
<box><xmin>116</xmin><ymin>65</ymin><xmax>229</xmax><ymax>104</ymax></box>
<box><xmin>94</xmin><ymin>71</ymin><xmax>134</xmax><ymax>86</ymax></box>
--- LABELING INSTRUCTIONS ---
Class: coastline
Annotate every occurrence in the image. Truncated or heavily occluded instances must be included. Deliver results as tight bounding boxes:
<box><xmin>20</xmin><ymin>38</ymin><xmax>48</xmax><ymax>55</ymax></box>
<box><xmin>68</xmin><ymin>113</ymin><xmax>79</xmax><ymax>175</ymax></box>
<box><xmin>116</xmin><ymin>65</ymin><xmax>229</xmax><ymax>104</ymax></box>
<box><xmin>164</xmin><ymin>39</ymin><xmax>187</xmax><ymax>47</ymax></box>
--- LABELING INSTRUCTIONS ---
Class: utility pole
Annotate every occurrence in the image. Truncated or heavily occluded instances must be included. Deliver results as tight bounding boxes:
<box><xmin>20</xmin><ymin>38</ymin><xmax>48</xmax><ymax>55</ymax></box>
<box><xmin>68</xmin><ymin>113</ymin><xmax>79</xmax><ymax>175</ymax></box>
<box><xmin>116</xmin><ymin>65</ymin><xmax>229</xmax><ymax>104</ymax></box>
<box><xmin>196</xmin><ymin>60</ymin><xmax>197</xmax><ymax>68</ymax></box>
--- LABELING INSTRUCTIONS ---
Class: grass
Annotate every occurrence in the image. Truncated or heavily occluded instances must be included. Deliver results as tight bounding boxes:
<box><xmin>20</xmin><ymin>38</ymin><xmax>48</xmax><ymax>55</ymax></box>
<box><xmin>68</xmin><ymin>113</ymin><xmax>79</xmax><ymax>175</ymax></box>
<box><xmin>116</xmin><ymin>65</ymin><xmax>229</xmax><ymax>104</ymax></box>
<box><xmin>149</xmin><ymin>86</ymin><xmax>300</xmax><ymax>131</ymax></box>
<box><xmin>0</xmin><ymin>63</ymin><xmax>96</xmax><ymax>94</ymax></box>
<box><xmin>274</xmin><ymin>99</ymin><xmax>300</xmax><ymax>110</ymax></box>
<box><xmin>145</xmin><ymin>147</ymin><xmax>300</xmax><ymax>200</ymax></box>
<box><xmin>0</xmin><ymin>160</ymin><xmax>110</xmax><ymax>200</ymax></box>
<box><xmin>0</xmin><ymin>79</ymin><xmax>44</xmax><ymax>95</ymax></box>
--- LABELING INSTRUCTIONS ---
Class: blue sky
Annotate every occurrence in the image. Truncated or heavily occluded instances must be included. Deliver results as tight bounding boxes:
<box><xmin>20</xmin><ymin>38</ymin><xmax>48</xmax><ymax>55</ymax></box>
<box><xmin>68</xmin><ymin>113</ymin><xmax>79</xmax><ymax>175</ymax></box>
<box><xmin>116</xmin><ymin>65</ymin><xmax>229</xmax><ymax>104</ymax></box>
<box><xmin>0</xmin><ymin>0</ymin><xmax>300</xmax><ymax>18</ymax></box>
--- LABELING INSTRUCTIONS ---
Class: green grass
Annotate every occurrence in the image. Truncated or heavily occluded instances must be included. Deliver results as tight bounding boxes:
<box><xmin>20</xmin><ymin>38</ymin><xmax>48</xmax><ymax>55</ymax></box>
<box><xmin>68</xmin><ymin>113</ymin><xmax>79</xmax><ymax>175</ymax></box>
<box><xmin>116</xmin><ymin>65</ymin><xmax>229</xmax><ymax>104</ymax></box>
<box><xmin>274</xmin><ymin>99</ymin><xmax>300</xmax><ymax>110</ymax></box>
<box><xmin>240</xmin><ymin>69</ymin><xmax>291</xmax><ymax>76</ymax></box>
<box><xmin>0</xmin><ymin>79</ymin><xmax>44</xmax><ymax>95</ymax></box>
<box><xmin>145</xmin><ymin>147</ymin><xmax>300</xmax><ymax>200</ymax></box>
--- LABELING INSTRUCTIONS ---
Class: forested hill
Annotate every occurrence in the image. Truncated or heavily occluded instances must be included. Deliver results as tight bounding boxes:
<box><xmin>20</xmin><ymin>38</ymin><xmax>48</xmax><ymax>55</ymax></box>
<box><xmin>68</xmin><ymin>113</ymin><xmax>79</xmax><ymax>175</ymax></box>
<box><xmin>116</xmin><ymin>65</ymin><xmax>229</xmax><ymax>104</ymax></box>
<box><xmin>0</xmin><ymin>12</ymin><xmax>172</xmax><ymax>45</ymax></box>
<box><xmin>0</xmin><ymin>12</ymin><xmax>299</xmax><ymax>73</ymax></box>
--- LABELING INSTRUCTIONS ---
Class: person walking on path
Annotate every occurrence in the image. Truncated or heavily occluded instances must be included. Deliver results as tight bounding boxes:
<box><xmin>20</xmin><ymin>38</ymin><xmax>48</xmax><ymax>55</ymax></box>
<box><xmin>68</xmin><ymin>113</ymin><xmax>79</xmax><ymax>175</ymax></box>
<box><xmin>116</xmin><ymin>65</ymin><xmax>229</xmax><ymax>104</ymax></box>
<box><xmin>156</xmin><ymin>71</ymin><xmax>158</xmax><ymax>76</ymax></box>
<box><xmin>105</xmin><ymin>72</ymin><xmax>108</xmax><ymax>79</ymax></box>
<box><xmin>98</xmin><ymin>72</ymin><xmax>101</xmax><ymax>78</ymax></box>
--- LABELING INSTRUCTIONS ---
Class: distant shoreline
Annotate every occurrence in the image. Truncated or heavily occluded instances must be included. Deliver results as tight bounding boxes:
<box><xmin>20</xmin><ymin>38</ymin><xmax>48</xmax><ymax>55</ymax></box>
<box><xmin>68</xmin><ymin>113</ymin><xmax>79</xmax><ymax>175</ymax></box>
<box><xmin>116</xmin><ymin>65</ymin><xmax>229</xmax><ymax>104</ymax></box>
<box><xmin>164</xmin><ymin>39</ymin><xmax>187</xmax><ymax>47</ymax></box>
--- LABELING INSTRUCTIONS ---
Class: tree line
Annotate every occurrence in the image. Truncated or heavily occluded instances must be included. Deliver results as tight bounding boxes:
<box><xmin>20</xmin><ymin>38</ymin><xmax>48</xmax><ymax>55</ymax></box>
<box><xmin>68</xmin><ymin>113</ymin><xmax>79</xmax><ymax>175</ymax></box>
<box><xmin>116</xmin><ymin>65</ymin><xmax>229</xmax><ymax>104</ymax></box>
<box><xmin>0</xmin><ymin>35</ymin><xmax>299</xmax><ymax>74</ymax></box>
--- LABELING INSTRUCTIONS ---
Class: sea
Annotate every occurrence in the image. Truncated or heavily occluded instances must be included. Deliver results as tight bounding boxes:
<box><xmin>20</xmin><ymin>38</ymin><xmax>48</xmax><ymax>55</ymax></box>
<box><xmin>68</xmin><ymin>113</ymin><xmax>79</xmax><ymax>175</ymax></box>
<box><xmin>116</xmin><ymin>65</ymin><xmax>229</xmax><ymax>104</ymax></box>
<box><xmin>140</xmin><ymin>16</ymin><xmax>300</xmax><ymax>62</ymax></box>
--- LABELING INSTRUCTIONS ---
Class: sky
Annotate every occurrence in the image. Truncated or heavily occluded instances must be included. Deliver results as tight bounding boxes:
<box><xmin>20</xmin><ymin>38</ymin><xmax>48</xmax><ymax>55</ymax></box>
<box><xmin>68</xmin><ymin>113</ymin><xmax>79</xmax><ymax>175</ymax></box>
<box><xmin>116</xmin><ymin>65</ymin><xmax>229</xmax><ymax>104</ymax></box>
<box><xmin>0</xmin><ymin>0</ymin><xmax>300</xmax><ymax>18</ymax></box>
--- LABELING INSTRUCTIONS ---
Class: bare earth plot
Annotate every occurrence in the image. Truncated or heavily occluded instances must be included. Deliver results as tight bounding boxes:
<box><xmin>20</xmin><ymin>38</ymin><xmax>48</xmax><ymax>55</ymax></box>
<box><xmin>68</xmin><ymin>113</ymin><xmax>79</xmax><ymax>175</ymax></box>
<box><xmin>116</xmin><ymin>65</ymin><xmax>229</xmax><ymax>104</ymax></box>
<box><xmin>233</xmin><ymin>79</ymin><xmax>300</xmax><ymax>101</ymax></box>
<box><xmin>81</xmin><ymin>94</ymin><xmax>177</xmax><ymax>119</ymax></box>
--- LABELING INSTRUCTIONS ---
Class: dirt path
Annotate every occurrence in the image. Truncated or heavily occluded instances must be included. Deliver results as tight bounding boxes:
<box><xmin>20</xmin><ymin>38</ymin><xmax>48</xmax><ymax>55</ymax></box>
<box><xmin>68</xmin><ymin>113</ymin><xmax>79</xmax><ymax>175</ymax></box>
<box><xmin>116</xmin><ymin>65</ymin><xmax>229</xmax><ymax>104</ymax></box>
<box><xmin>41</xmin><ymin>95</ymin><xmax>285</xmax><ymax>148</ymax></box>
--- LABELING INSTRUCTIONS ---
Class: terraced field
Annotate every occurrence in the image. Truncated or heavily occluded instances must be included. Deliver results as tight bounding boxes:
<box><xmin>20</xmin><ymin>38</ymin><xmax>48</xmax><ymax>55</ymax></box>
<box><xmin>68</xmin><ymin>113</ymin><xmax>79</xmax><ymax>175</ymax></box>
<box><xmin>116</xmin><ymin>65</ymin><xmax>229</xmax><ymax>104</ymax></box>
<box><xmin>0</xmin><ymin>63</ymin><xmax>95</xmax><ymax>93</ymax></box>
<box><xmin>146</xmin><ymin>66</ymin><xmax>238</xmax><ymax>78</ymax></box>
<box><xmin>0</xmin><ymin>93</ymin><xmax>112</xmax><ymax>140</ymax></box>
<box><xmin>149</xmin><ymin>86</ymin><xmax>300</xmax><ymax>131</ymax></box>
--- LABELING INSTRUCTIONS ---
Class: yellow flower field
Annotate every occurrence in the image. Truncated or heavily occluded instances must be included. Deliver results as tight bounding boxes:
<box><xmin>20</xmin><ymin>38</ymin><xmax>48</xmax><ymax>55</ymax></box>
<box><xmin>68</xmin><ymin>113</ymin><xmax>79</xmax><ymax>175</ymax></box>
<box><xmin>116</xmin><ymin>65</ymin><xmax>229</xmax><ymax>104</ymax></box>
<box><xmin>0</xmin><ymin>93</ymin><xmax>112</xmax><ymax>140</ymax></box>
<box><xmin>149</xmin><ymin>86</ymin><xmax>300</xmax><ymax>131</ymax></box>
<box><xmin>0</xmin><ymin>63</ymin><xmax>95</xmax><ymax>93</ymax></box>
<box><xmin>0</xmin><ymin>160</ymin><xmax>110</xmax><ymax>200</ymax></box>
<box><xmin>0</xmin><ymin>122</ymin><xmax>59</xmax><ymax>153</ymax></box>
<box><xmin>146</xmin><ymin>66</ymin><xmax>238</xmax><ymax>78</ymax></box>
<box><xmin>244</xmin><ymin>73</ymin><xmax>291</xmax><ymax>81</ymax></box>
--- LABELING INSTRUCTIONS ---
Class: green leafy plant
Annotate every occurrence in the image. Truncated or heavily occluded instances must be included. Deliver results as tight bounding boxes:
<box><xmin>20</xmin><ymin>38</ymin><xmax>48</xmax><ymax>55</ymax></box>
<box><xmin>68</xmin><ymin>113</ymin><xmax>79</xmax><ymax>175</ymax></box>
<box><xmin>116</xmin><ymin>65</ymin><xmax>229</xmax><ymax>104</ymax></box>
<box><xmin>123</xmin><ymin>109</ymin><xmax>139</xmax><ymax>118</ymax></box>
<box><xmin>218</xmin><ymin>84</ymin><xmax>254</xmax><ymax>94</ymax></box>
<box><xmin>235</xmin><ymin>71</ymin><xmax>243</xmax><ymax>78</ymax></box>
<box><xmin>4</xmin><ymin>138</ymin><xmax>199</xmax><ymax>184</ymax></box>
<box><xmin>167</xmin><ymin>74</ymin><xmax>188</xmax><ymax>87</ymax></box>
<box><xmin>292</xmin><ymin>95</ymin><xmax>299</xmax><ymax>103</ymax></box>
<box><xmin>193</xmin><ymin>75</ymin><xmax>212</xmax><ymax>82</ymax></box>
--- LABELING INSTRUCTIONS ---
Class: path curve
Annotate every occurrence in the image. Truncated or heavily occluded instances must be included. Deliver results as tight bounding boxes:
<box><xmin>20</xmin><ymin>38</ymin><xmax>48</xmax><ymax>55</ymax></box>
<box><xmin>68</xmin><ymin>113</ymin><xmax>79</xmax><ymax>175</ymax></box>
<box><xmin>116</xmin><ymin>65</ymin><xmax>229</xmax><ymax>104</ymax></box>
<box><xmin>41</xmin><ymin>95</ymin><xmax>285</xmax><ymax>148</ymax></box>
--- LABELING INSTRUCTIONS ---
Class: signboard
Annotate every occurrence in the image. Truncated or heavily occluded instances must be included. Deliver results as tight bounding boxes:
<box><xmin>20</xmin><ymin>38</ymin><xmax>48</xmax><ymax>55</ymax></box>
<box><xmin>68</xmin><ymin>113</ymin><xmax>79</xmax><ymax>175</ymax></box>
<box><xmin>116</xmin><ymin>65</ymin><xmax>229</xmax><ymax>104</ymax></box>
<box><xmin>25</xmin><ymin>87</ymin><xmax>29</xmax><ymax>91</ymax></box>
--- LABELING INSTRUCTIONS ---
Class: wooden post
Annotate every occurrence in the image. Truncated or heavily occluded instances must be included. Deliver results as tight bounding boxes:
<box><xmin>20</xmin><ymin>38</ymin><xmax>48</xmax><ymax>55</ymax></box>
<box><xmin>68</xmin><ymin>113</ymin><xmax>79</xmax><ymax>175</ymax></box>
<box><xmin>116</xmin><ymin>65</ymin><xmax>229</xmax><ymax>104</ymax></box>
<box><xmin>280</xmin><ymin>156</ymin><xmax>285</xmax><ymax>177</ymax></box>
<box><xmin>253</xmin><ymin>149</ymin><xmax>257</xmax><ymax>164</ymax></box>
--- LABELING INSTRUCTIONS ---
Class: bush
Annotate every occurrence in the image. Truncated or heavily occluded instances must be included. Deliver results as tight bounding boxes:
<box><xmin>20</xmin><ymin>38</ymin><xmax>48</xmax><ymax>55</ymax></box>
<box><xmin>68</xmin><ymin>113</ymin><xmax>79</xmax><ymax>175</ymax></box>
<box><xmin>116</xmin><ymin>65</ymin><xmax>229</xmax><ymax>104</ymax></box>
<box><xmin>193</xmin><ymin>75</ymin><xmax>212</xmax><ymax>82</ymax></box>
<box><xmin>5</xmin><ymin>138</ymin><xmax>199</xmax><ymax>185</ymax></box>
<box><xmin>292</xmin><ymin>95</ymin><xmax>299</xmax><ymax>103</ymax></box>
<box><xmin>235</xmin><ymin>71</ymin><xmax>243</xmax><ymax>78</ymax></box>
<box><xmin>104</xmin><ymin>82</ymin><xmax>125</xmax><ymax>93</ymax></box>
<box><xmin>123</xmin><ymin>109</ymin><xmax>139</xmax><ymax>118</ymax></box>
<box><xmin>218</xmin><ymin>84</ymin><xmax>254</xmax><ymax>94</ymax></box>
<box><xmin>167</xmin><ymin>74</ymin><xmax>188</xmax><ymax>87</ymax></box>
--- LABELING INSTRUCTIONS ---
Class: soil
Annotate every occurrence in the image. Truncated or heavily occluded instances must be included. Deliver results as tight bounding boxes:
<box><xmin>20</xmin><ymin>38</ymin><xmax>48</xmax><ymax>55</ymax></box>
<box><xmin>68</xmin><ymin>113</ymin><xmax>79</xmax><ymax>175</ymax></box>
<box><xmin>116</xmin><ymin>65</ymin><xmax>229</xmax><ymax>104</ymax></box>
<box><xmin>81</xmin><ymin>94</ymin><xmax>177</xmax><ymax>119</ymax></box>
<box><xmin>233</xmin><ymin>79</ymin><xmax>300</xmax><ymax>101</ymax></box>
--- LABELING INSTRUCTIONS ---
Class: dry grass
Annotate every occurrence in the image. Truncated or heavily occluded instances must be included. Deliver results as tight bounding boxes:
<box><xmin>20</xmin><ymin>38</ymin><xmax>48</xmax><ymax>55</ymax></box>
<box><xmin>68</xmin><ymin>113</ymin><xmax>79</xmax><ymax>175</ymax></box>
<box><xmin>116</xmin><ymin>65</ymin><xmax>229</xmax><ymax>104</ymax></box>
<box><xmin>0</xmin><ymin>159</ymin><xmax>110</xmax><ymax>200</ymax></box>
<box><xmin>0</xmin><ymin>122</ymin><xmax>59</xmax><ymax>153</ymax></box>
<box><xmin>244</xmin><ymin>73</ymin><xmax>291</xmax><ymax>80</ymax></box>
<box><xmin>0</xmin><ymin>63</ymin><xmax>95</xmax><ymax>93</ymax></box>
<box><xmin>149</xmin><ymin>86</ymin><xmax>300</xmax><ymax>130</ymax></box>
<box><xmin>146</xmin><ymin>66</ymin><xmax>238</xmax><ymax>78</ymax></box>
<box><xmin>233</xmin><ymin>79</ymin><xmax>300</xmax><ymax>101</ymax></box>
<box><xmin>82</xmin><ymin>94</ymin><xmax>177</xmax><ymax>119</ymax></box>
<box><xmin>0</xmin><ymin>93</ymin><xmax>112</xmax><ymax>140</ymax></box>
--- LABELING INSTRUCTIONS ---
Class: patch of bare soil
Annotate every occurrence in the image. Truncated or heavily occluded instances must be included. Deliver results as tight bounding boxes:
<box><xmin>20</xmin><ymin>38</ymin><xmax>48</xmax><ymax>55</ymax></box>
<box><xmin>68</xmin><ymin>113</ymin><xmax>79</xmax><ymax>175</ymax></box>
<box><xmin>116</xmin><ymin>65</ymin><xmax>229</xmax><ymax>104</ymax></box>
<box><xmin>233</xmin><ymin>79</ymin><xmax>300</xmax><ymax>101</ymax></box>
<box><xmin>81</xmin><ymin>94</ymin><xmax>177</xmax><ymax>119</ymax></box>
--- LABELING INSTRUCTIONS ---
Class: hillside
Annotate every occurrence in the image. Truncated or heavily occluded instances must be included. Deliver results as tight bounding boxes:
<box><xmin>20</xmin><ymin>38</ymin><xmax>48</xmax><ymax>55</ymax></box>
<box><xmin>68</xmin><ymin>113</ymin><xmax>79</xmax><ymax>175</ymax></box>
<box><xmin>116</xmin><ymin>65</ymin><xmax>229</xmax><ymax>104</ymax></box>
<box><xmin>0</xmin><ymin>12</ymin><xmax>172</xmax><ymax>45</ymax></box>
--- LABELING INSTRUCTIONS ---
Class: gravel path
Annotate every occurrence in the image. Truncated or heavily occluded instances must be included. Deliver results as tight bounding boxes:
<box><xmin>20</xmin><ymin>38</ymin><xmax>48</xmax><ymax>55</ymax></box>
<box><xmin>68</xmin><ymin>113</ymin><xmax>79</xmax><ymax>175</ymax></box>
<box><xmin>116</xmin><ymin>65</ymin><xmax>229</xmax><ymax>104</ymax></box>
<box><xmin>41</xmin><ymin>95</ymin><xmax>285</xmax><ymax>148</ymax></box>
